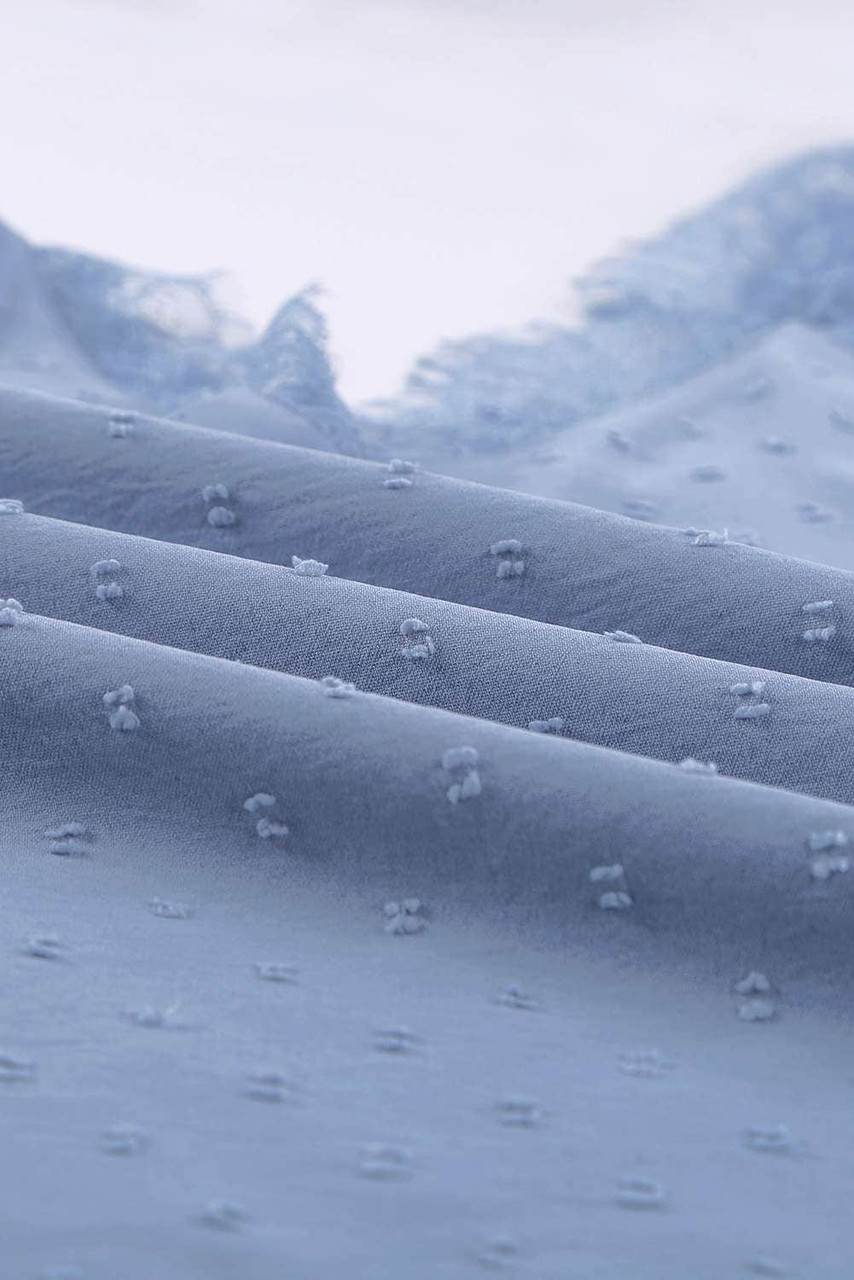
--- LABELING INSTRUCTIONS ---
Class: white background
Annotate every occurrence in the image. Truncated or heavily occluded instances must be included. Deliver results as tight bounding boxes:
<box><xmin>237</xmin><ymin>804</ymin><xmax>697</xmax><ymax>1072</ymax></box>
<box><xmin>3</xmin><ymin>0</ymin><xmax>854</xmax><ymax>401</ymax></box>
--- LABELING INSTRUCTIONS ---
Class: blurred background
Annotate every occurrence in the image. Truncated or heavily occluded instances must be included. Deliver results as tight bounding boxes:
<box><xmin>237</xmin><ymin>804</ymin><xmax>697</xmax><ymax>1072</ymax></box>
<box><xmin>5</xmin><ymin>0</ymin><xmax>854</xmax><ymax>403</ymax></box>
